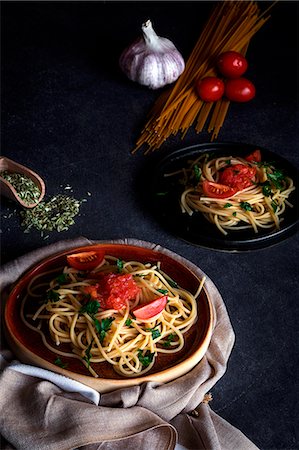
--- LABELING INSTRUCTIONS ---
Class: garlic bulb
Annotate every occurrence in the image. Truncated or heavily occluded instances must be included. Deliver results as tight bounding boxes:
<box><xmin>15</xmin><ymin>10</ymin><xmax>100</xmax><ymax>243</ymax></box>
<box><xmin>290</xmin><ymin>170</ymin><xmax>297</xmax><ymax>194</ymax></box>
<box><xmin>119</xmin><ymin>20</ymin><xmax>185</xmax><ymax>90</ymax></box>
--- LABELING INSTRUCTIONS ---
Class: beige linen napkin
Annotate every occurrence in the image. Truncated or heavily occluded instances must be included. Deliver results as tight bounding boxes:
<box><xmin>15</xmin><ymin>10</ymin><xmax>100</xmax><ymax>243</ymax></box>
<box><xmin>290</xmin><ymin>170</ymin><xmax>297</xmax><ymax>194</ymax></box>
<box><xmin>0</xmin><ymin>237</ymin><xmax>259</xmax><ymax>450</ymax></box>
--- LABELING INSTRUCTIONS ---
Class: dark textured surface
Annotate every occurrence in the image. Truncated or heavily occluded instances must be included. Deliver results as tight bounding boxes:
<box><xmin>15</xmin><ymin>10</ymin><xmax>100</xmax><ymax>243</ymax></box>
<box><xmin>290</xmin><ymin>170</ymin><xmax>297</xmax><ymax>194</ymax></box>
<box><xmin>1</xmin><ymin>2</ymin><xmax>298</xmax><ymax>449</ymax></box>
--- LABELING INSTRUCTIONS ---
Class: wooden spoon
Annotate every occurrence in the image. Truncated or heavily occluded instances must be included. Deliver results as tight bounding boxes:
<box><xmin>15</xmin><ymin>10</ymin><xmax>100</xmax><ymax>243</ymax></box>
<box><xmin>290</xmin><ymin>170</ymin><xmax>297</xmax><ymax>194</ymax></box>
<box><xmin>0</xmin><ymin>157</ymin><xmax>46</xmax><ymax>208</ymax></box>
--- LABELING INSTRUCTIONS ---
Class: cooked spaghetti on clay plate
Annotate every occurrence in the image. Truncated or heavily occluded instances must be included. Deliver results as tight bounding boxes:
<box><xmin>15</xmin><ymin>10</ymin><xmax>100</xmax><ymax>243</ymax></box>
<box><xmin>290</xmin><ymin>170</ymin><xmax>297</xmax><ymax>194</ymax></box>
<box><xmin>166</xmin><ymin>149</ymin><xmax>295</xmax><ymax>235</ymax></box>
<box><xmin>21</xmin><ymin>250</ymin><xmax>205</xmax><ymax>378</ymax></box>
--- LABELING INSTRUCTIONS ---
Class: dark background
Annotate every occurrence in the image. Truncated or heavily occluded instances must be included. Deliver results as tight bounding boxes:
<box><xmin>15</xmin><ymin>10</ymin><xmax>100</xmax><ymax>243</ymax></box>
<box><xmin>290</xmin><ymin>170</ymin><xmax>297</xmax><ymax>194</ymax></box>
<box><xmin>1</xmin><ymin>1</ymin><xmax>298</xmax><ymax>449</ymax></box>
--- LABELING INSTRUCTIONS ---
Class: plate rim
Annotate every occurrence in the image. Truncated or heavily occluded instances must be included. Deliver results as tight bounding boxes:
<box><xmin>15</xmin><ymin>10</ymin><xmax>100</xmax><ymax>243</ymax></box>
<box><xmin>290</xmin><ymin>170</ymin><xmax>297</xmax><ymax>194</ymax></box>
<box><xmin>144</xmin><ymin>141</ymin><xmax>299</xmax><ymax>252</ymax></box>
<box><xmin>4</xmin><ymin>242</ymin><xmax>215</xmax><ymax>392</ymax></box>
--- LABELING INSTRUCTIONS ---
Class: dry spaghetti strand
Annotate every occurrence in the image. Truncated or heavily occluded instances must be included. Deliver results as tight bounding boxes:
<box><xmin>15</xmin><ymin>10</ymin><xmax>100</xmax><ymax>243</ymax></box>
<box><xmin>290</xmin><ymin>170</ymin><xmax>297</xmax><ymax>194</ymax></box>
<box><xmin>133</xmin><ymin>1</ymin><xmax>275</xmax><ymax>154</ymax></box>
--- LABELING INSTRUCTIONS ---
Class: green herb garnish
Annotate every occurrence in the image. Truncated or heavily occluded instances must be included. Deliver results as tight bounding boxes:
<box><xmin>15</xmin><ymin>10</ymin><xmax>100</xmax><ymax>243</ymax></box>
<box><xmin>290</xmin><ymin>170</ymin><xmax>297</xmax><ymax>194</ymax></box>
<box><xmin>240</xmin><ymin>202</ymin><xmax>253</xmax><ymax>211</ymax></box>
<box><xmin>94</xmin><ymin>317</ymin><xmax>115</xmax><ymax>343</ymax></box>
<box><xmin>271</xmin><ymin>200</ymin><xmax>278</xmax><ymax>212</ymax></box>
<box><xmin>193</xmin><ymin>164</ymin><xmax>201</xmax><ymax>184</ymax></box>
<box><xmin>261</xmin><ymin>181</ymin><xmax>272</xmax><ymax>197</ymax></box>
<box><xmin>224</xmin><ymin>203</ymin><xmax>232</xmax><ymax>208</ymax></box>
<box><xmin>125</xmin><ymin>318</ymin><xmax>133</xmax><ymax>327</ymax></box>
<box><xmin>20</xmin><ymin>194</ymin><xmax>82</xmax><ymax>234</ymax></box>
<box><xmin>83</xmin><ymin>340</ymin><xmax>94</xmax><ymax>368</ymax></box>
<box><xmin>80</xmin><ymin>300</ymin><xmax>100</xmax><ymax>316</ymax></box>
<box><xmin>146</xmin><ymin>327</ymin><xmax>161</xmax><ymax>340</ymax></box>
<box><xmin>55</xmin><ymin>273</ymin><xmax>69</xmax><ymax>285</ymax></box>
<box><xmin>116</xmin><ymin>259</ymin><xmax>124</xmax><ymax>273</ymax></box>
<box><xmin>232</xmin><ymin>212</ymin><xmax>237</xmax><ymax>217</ymax></box>
<box><xmin>157</xmin><ymin>288</ymin><xmax>168</xmax><ymax>294</ymax></box>
<box><xmin>46</xmin><ymin>290</ymin><xmax>60</xmax><ymax>302</ymax></box>
<box><xmin>54</xmin><ymin>357</ymin><xmax>68</xmax><ymax>369</ymax></box>
<box><xmin>267</xmin><ymin>169</ymin><xmax>285</xmax><ymax>189</ymax></box>
<box><xmin>163</xmin><ymin>333</ymin><xmax>175</xmax><ymax>348</ymax></box>
<box><xmin>137</xmin><ymin>349</ymin><xmax>155</xmax><ymax>368</ymax></box>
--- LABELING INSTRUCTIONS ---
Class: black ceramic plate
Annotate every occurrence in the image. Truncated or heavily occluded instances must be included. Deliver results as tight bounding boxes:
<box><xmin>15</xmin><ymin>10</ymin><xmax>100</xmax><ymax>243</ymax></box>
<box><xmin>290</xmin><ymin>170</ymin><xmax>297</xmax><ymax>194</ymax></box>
<box><xmin>145</xmin><ymin>142</ymin><xmax>299</xmax><ymax>251</ymax></box>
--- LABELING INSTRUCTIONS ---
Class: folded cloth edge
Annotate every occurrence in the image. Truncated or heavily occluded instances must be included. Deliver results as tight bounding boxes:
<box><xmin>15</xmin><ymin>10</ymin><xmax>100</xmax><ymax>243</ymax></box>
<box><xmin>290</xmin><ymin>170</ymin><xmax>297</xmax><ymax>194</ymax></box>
<box><xmin>8</xmin><ymin>361</ymin><xmax>100</xmax><ymax>405</ymax></box>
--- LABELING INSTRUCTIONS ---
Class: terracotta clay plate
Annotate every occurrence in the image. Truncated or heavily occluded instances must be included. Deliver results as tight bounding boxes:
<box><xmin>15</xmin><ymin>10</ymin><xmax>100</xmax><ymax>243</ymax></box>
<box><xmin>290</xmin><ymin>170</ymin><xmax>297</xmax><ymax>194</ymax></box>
<box><xmin>4</xmin><ymin>242</ymin><xmax>214</xmax><ymax>393</ymax></box>
<box><xmin>142</xmin><ymin>142</ymin><xmax>299</xmax><ymax>251</ymax></box>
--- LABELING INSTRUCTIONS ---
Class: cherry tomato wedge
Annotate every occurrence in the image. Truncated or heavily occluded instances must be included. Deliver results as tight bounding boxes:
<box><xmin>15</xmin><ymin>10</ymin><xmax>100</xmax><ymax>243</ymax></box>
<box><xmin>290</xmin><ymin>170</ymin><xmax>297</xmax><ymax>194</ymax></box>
<box><xmin>225</xmin><ymin>77</ymin><xmax>256</xmax><ymax>102</ymax></box>
<box><xmin>67</xmin><ymin>250</ymin><xmax>104</xmax><ymax>271</ymax></box>
<box><xmin>245</xmin><ymin>149</ymin><xmax>262</xmax><ymax>163</ymax></box>
<box><xmin>196</xmin><ymin>77</ymin><xmax>225</xmax><ymax>102</ymax></box>
<box><xmin>202</xmin><ymin>180</ymin><xmax>237</xmax><ymax>199</ymax></box>
<box><xmin>219</xmin><ymin>164</ymin><xmax>257</xmax><ymax>191</ymax></box>
<box><xmin>216</xmin><ymin>51</ymin><xmax>248</xmax><ymax>78</ymax></box>
<box><xmin>133</xmin><ymin>296</ymin><xmax>167</xmax><ymax>320</ymax></box>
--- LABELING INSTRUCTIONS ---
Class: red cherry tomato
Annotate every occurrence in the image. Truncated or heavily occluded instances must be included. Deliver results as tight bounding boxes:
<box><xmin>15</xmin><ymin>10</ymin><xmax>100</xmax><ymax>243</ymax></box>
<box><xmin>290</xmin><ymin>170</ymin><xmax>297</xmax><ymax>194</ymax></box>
<box><xmin>133</xmin><ymin>296</ymin><xmax>167</xmax><ymax>320</ymax></box>
<box><xmin>216</xmin><ymin>51</ymin><xmax>248</xmax><ymax>78</ymax></box>
<box><xmin>219</xmin><ymin>164</ymin><xmax>257</xmax><ymax>191</ymax></box>
<box><xmin>225</xmin><ymin>77</ymin><xmax>256</xmax><ymax>102</ymax></box>
<box><xmin>196</xmin><ymin>77</ymin><xmax>225</xmax><ymax>102</ymax></box>
<box><xmin>245</xmin><ymin>149</ymin><xmax>262</xmax><ymax>163</ymax></box>
<box><xmin>67</xmin><ymin>250</ymin><xmax>105</xmax><ymax>271</ymax></box>
<box><xmin>82</xmin><ymin>273</ymin><xmax>140</xmax><ymax>310</ymax></box>
<box><xmin>202</xmin><ymin>180</ymin><xmax>237</xmax><ymax>199</ymax></box>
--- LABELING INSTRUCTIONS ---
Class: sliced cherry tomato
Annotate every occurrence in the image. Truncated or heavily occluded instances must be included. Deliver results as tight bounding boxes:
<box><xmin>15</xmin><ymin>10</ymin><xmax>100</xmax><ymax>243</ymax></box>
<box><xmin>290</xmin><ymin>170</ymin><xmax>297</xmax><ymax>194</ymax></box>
<box><xmin>67</xmin><ymin>250</ymin><xmax>105</xmax><ymax>271</ymax></box>
<box><xmin>219</xmin><ymin>164</ymin><xmax>257</xmax><ymax>191</ymax></box>
<box><xmin>245</xmin><ymin>149</ymin><xmax>262</xmax><ymax>163</ymax></box>
<box><xmin>216</xmin><ymin>51</ymin><xmax>248</xmax><ymax>78</ymax></box>
<box><xmin>224</xmin><ymin>77</ymin><xmax>256</xmax><ymax>102</ymax></box>
<box><xmin>202</xmin><ymin>180</ymin><xmax>237</xmax><ymax>199</ymax></box>
<box><xmin>133</xmin><ymin>296</ymin><xmax>167</xmax><ymax>321</ymax></box>
<box><xmin>196</xmin><ymin>77</ymin><xmax>225</xmax><ymax>102</ymax></box>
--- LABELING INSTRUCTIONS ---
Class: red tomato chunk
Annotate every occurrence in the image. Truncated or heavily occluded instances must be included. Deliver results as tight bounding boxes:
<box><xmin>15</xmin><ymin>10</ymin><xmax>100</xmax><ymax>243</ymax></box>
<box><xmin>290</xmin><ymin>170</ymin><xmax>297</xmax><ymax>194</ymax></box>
<box><xmin>83</xmin><ymin>273</ymin><xmax>140</xmax><ymax>310</ymax></box>
<box><xmin>219</xmin><ymin>164</ymin><xmax>257</xmax><ymax>191</ymax></box>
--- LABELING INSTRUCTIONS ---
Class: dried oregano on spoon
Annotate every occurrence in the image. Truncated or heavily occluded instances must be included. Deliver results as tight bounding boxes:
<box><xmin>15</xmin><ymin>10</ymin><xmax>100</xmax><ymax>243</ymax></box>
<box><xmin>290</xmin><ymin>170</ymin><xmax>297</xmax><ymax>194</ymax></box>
<box><xmin>1</xmin><ymin>170</ymin><xmax>41</xmax><ymax>206</ymax></box>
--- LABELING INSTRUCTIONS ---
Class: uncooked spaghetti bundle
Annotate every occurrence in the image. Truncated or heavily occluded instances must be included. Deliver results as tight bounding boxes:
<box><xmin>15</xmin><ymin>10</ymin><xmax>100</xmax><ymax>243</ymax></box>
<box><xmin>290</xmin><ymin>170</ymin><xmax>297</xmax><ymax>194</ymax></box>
<box><xmin>133</xmin><ymin>1</ymin><xmax>274</xmax><ymax>154</ymax></box>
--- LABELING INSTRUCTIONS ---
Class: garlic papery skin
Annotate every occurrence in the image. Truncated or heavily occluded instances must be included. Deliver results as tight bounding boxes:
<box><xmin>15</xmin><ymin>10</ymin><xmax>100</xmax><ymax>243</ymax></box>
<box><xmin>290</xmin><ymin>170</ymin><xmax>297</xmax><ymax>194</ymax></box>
<box><xmin>119</xmin><ymin>20</ymin><xmax>185</xmax><ymax>90</ymax></box>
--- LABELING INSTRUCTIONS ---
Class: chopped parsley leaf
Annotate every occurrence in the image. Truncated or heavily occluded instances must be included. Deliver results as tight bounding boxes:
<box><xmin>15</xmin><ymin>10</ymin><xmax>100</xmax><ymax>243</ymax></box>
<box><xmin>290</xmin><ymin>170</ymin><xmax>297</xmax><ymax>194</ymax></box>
<box><xmin>54</xmin><ymin>357</ymin><xmax>68</xmax><ymax>369</ymax></box>
<box><xmin>224</xmin><ymin>203</ymin><xmax>232</xmax><ymax>208</ymax></box>
<box><xmin>80</xmin><ymin>300</ymin><xmax>100</xmax><ymax>317</ymax></box>
<box><xmin>138</xmin><ymin>349</ymin><xmax>155</xmax><ymax>368</ymax></box>
<box><xmin>232</xmin><ymin>212</ymin><xmax>237</xmax><ymax>217</ymax></box>
<box><xmin>125</xmin><ymin>318</ymin><xmax>132</xmax><ymax>327</ymax></box>
<box><xmin>46</xmin><ymin>290</ymin><xmax>60</xmax><ymax>302</ymax></box>
<box><xmin>167</xmin><ymin>277</ymin><xmax>178</xmax><ymax>288</ymax></box>
<box><xmin>83</xmin><ymin>340</ymin><xmax>93</xmax><ymax>368</ymax></box>
<box><xmin>193</xmin><ymin>164</ymin><xmax>201</xmax><ymax>184</ymax></box>
<box><xmin>271</xmin><ymin>200</ymin><xmax>278</xmax><ymax>212</ymax></box>
<box><xmin>146</xmin><ymin>327</ymin><xmax>161</xmax><ymax>340</ymax></box>
<box><xmin>157</xmin><ymin>288</ymin><xmax>168</xmax><ymax>294</ymax></box>
<box><xmin>240</xmin><ymin>202</ymin><xmax>253</xmax><ymax>211</ymax></box>
<box><xmin>55</xmin><ymin>273</ymin><xmax>68</xmax><ymax>285</ymax></box>
<box><xmin>267</xmin><ymin>169</ymin><xmax>285</xmax><ymax>189</ymax></box>
<box><xmin>163</xmin><ymin>333</ymin><xmax>175</xmax><ymax>348</ymax></box>
<box><xmin>94</xmin><ymin>317</ymin><xmax>115</xmax><ymax>343</ymax></box>
<box><xmin>116</xmin><ymin>259</ymin><xmax>124</xmax><ymax>273</ymax></box>
<box><xmin>261</xmin><ymin>181</ymin><xmax>272</xmax><ymax>197</ymax></box>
